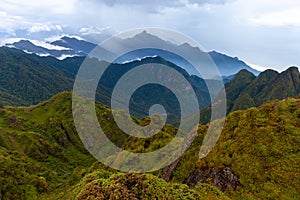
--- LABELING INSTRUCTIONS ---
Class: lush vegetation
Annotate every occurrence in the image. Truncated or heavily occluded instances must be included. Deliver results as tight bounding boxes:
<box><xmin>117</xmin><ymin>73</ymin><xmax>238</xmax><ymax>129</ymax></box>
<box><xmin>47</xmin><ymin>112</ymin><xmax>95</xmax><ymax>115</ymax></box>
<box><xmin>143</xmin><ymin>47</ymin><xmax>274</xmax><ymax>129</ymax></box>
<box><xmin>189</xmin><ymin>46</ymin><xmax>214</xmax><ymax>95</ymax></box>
<box><xmin>2</xmin><ymin>46</ymin><xmax>300</xmax><ymax>126</ymax></box>
<box><xmin>0</xmin><ymin>92</ymin><xmax>95</xmax><ymax>199</ymax></box>
<box><xmin>0</xmin><ymin>47</ymin><xmax>214</xmax><ymax>125</ymax></box>
<box><xmin>0</xmin><ymin>92</ymin><xmax>228</xmax><ymax>199</ymax></box>
<box><xmin>170</xmin><ymin>97</ymin><xmax>300</xmax><ymax>199</ymax></box>
<box><xmin>0</xmin><ymin>47</ymin><xmax>74</xmax><ymax>106</ymax></box>
<box><xmin>48</xmin><ymin>165</ymin><xmax>229</xmax><ymax>200</ymax></box>
<box><xmin>225</xmin><ymin>66</ymin><xmax>300</xmax><ymax>113</ymax></box>
<box><xmin>0</xmin><ymin>92</ymin><xmax>299</xmax><ymax>199</ymax></box>
<box><xmin>201</xmin><ymin>67</ymin><xmax>300</xmax><ymax>124</ymax></box>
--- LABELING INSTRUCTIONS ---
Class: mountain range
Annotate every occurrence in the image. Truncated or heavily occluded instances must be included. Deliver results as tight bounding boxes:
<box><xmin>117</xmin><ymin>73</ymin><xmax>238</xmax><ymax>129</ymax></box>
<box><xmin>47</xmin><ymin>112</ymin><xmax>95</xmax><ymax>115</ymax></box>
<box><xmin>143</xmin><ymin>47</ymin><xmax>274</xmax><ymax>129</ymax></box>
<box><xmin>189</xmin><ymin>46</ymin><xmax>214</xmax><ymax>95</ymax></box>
<box><xmin>4</xmin><ymin>36</ymin><xmax>96</xmax><ymax>60</ymax></box>
<box><xmin>0</xmin><ymin>46</ymin><xmax>221</xmax><ymax>125</ymax></box>
<box><xmin>200</xmin><ymin>66</ymin><xmax>300</xmax><ymax>123</ymax></box>
<box><xmin>0</xmin><ymin>46</ymin><xmax>218</xmax><ymax>125</ymax></box>
<box><xmin>1</xmin><ymin>45</ymin><xmax>300</xmax><ymax>126</ymax></box>
<box><xmin>0</xmin><ymin>29</ymin><xmax>300</xmax><ymax>200</ymax></box>
<box><xmin>3</xmin><ymin>31</ymin><xmax>260</xmax><ymax>77</ymax></box>
<box><xmin>225</xmin><ymin>67</ymin><xmax>300</xmax><ymax>112</ymax></box>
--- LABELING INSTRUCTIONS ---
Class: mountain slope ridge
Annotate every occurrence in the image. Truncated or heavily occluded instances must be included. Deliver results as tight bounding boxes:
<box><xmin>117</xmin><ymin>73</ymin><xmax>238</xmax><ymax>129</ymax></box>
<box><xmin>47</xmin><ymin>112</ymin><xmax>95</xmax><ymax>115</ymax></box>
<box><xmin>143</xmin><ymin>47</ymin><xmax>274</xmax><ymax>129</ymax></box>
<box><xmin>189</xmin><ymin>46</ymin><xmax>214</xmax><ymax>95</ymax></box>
<box><xmin>0</xmin><ymin>92</ymin><xmax>299</xmax><ymax>199</ymax></box>
<box><xmin>3</xmin><ymin>32</ymin><xmax>260</xmax><ymax>76</ymax></box>
<box><xmin>199</xmin><ymin>66</ymin><xmax>300</xmax><ymax>123</ymax></box>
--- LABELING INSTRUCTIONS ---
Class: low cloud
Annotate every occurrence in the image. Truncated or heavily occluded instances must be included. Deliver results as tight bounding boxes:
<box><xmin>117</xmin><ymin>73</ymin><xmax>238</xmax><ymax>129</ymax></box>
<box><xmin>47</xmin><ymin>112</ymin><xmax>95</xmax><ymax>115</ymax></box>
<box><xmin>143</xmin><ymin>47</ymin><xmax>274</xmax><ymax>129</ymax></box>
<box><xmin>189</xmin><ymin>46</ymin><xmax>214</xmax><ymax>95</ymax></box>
<box><xmin>0</xmin><ymin>0</ymin><xmax>299</xmax><ymax>71</ymax></box>
<box><xmin>28</xmin><ymin>24</ymin><xmax>62</xmax><ymax>33</ymax></box>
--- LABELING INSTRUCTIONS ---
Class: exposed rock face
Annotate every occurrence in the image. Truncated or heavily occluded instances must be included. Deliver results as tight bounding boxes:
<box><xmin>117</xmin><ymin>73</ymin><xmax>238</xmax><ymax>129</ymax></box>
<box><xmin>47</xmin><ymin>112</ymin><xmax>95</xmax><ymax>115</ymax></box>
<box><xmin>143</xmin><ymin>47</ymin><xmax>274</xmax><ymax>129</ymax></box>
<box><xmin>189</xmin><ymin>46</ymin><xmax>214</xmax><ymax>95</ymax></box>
<box><xmin>160</xmin><ymin>130</ymin><xmax>197</xmax><ymax>181</ymax></box>
<box><xmin>160</xmin><ymin>158</ymin><xmax>181</xmax><ymax>181</ymax></box>
<box><xmin>185</xmin><ymin>167</ymin><xmax>240</xmax><ymax>192</ymax></box>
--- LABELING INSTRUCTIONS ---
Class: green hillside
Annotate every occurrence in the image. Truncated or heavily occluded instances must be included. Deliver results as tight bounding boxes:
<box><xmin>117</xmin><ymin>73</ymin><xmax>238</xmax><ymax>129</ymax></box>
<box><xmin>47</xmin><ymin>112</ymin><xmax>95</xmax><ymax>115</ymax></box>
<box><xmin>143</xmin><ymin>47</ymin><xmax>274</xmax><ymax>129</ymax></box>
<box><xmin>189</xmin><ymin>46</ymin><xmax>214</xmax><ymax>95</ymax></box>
<box><xmin>226</xmin><ymin>66</ymin><xmax>300</xmax><ymax>113</ymax></box>
<box><xmin>201</xmin><ymin>66</ymin><xmax>300</xmax><ymax>124</ymax></box>
<box><xmin>170</xmin><ymin>97</ymin><xmax>300</xmax><ymax>199</ymax></box>
<box><xmin>0</xmin><ymin>47</ymin><xmax>214</xmax><ymax>126</ymax></box>
<box><xmin>0</xmin><ymin>92</ymin><xmax>299</xmax><ymax>199</ymax></box>
<box><xmin>0</xmin><ymin>92</ymin><xmax>229</xmax><ymax>199</ymax></box>
<box><xmin>0</xmin><ymin>47</ymin><xmax>73</xmax><ymax>106</ymax></box>
<box><xmin>2</xmin><ymin>46</ymin><xmax>300</xmax><ymax>128</ymax></box>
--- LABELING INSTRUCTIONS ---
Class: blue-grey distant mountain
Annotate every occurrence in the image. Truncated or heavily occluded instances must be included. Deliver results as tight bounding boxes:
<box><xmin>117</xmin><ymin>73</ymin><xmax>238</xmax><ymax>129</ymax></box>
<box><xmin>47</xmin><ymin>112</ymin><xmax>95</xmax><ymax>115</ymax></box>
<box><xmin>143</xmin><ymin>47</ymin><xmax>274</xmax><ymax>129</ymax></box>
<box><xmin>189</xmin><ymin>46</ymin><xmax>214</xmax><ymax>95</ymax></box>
<box><xmin>208</xmin><ymin>51</ymin><xmax>259</xmax><ymax>76</ymax></box>
<box><xmin>4</xmin><ymin>31</ymin><xmax>260</xmax><ymax>77</ymax></box>
<box><xmin>7</xmin><ymin>39</ymin><xmax>86</xmax><ymax>59</ymax></box>
<box><xmin>5</xmin><ymin>36</ymin><xmax>111</xmax><ymax>60</ymax></box>
<box><xmin>50</xmin><ymin>36</ymin><xmax>96</xmax><ymax>54</ymax></box>
<box><xmin>113</xmin><ymin>31</ymin><xmax>260</xmax><ymax>77</ymax></box>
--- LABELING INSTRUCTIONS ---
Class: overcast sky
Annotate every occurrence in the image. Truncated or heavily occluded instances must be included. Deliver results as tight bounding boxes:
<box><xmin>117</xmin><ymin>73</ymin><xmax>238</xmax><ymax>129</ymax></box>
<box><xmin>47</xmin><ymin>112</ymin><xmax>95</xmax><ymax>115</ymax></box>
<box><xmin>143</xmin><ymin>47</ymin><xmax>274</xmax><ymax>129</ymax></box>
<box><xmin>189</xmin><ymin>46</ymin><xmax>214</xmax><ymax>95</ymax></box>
<box><xmin>0</xmin><ymin>0</ymin><xmax>299</xmax><ymax>71</ymax></box>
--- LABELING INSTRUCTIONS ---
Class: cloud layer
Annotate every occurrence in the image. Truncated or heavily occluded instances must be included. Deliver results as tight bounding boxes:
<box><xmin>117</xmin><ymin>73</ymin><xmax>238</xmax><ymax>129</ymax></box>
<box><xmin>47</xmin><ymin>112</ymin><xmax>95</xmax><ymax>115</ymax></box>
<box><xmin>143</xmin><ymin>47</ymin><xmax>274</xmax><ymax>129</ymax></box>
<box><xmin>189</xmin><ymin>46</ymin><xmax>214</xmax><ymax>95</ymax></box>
<box><xmin>0</xmin><ymin>0</ymin><xmax>299</xmax><ymax>71</ymax></box>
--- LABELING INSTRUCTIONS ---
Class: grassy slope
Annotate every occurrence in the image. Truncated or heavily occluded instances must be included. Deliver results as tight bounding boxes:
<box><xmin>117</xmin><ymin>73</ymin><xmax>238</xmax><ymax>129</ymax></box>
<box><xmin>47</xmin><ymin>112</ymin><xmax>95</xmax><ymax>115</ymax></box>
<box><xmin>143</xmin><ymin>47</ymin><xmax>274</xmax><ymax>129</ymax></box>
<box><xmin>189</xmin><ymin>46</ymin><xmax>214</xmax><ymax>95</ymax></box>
<box><xmin>169</xmin><ymin>97</ymin><xmax>300</xmax><ymax>199</ymax></box>
<box><xmin>74</xmin><ymin>96</ymin><xmax>300</xmax><ymax>200</ymax></box>
<box><xmin>0</xmin><ymin>47</ymin><xmax>73</xmax><ymax>106</ymax></box>
<box><xmin>0</xmin><ymin>92</ymin><xmax>229</xmax><ymax>200</ymax></box>
<box><xmin>0</xmin><ymin>92</ymin><xmax>299</xmax><ymax>199</ymax></box>
<box><xmin>45</xmin><ymin>164</ymin><xmax>229</xmax><ymax>200</ymax></box>
<box><xmin>0</xmin><ymin>92</ymin><xmax>96</xmax><ymax>199</ymax></box>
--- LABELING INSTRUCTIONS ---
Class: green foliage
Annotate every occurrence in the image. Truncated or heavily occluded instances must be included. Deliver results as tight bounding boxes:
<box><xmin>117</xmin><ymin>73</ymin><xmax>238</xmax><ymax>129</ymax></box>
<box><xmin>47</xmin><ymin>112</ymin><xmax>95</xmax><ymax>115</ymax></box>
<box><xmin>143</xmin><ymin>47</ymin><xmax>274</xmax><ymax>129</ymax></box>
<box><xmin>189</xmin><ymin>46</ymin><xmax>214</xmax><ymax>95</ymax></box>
<box><xmin>0</xmin><ymin>47</ymin><xmax>214</xmax><ymax>126</ymax></box>
<box><xmin>0</xmin><ymin>47</ymin><xmax>73</xmax><ymax>106</ymax></box>
<box><xmin>201</xmin><ymin>67</ymin><xmax>300</xmax><ymax>124</ymax></box>
<box><xmin>227</xmin><ymin>67</ymin><xmax>300</xmax><ymax>113</ymax></box>
<box><xmin>0</xmin><ymin>92</ymin><xmax>299</xmax><ymax>199</ymax></box>
<box><xmin>231</xmin><ymin>93</ymin><xmax>255</xmax><ymax>111</ymax></box>
<box><xmin>73</xmin><ymin>172</ymin><xmax>229</xmax><ymax>200</ymax></box>
<box><xmin>0</xmin><ymin>92</ymin><xmax>96</xmax><ymax>199</ymax></box>
<box><xmin>0</xmin><ymin>147</ymin><xmax>49</xmax><ymax>200</ymax></box>
<box><xmin>188</xmin><ymin>98</ymin><xmax>300</xmax><ymax>199</ymax></box>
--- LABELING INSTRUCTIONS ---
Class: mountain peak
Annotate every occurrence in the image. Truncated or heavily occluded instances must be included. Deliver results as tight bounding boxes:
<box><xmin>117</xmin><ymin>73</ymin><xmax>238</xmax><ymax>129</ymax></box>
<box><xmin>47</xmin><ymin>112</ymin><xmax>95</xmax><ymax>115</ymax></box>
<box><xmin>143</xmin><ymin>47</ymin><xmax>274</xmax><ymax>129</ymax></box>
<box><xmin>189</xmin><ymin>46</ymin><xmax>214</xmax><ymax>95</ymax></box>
<box><xmin>254</xmin><ymin>69</ymin><xmax>279</xmax><ymax>83</ymax></box>
<box><xmin>18</xmin><ymin>39</ymin><xmax>34</xmax><ymax>44</ymax></box>
<box><xmin>134</xmin><ymin>30</ymin><xmax>156</xmax><ymax>37</ymax></box>
<box><xmin>60</xmin><ymin>35</ymin><xmax>85</xmax><ymax>41</ymax></box>
<box><xmin>261</xmin><ymin>68</ymin><xmax>278</xmax><ymax>74</ymax></box>
<box><xmin>235</xmin><ymin>69</ymin><xmax>255</xmax><ymax>77</ymax></box>
<box><xmin>230</xmin><ymin>69</ymin><xmax>256</xmax><ymax>88</ymax></box>
<box><xmin>2</xmin><ymin>32</ymin><xmax>260</xmax><ymax>77</ymax></box>
<box><xmin>278</xmin><ymin>66</ymin><xmax>299</xmax><ymax>79</ymax></box>
<box><xmin>208</xmin><ymin>51</ymin><xmax>260</xmax><ymax>76</ymax></box>
<box><xmin>285</xmin><ymin>66</ymin><xmax>299</xmax><ymax>73</ymax></box>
